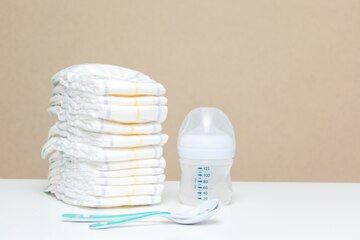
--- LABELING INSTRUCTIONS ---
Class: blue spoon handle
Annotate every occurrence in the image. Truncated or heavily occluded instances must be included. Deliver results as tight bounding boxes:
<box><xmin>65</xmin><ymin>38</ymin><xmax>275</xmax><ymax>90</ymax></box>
<box><xmin>62</xmin><ymin>211</ymin><xmax>161</xmax><ymax>222</ymax></box>
<box><xmin>90</xmin><ymin>211</ymin><xmax>172</xmax><ymax>230</ymax></box>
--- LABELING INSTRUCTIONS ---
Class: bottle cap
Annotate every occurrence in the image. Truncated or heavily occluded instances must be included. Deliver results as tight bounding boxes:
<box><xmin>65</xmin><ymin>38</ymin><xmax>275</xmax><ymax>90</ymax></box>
<box><xmin>177</xmin><ymin>107</ymin><xmax>236</xmax><ymax>160</ymax></box>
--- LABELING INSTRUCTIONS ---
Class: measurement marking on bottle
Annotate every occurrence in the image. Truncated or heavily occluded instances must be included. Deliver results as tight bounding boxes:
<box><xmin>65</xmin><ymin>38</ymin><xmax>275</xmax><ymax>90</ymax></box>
<box><xmin>195</xmin><ymin>166</ymin><xmax>211</xmax><ymax>201</ymax></box>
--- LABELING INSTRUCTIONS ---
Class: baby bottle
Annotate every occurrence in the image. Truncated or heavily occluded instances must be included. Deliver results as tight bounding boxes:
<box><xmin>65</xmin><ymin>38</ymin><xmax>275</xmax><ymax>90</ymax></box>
<box><xmin>177</xmin><ymin>107</ymin><xmax>236</xmax><ymax>205</ymax></box>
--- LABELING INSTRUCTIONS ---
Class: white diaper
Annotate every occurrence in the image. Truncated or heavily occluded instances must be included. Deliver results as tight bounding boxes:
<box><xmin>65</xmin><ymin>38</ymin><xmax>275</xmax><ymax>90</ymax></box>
<box><xmin>50</xmin><ymin>91</ymin><xmax>168</xmax><ymax>106</ymax></box>
<box><xmin>49</xmin><ymin>173</ymin><xmax>166</xmax><ymax>186</ymax></box>
<box><xmin>51</xmin><ymin>64</ymin><xmax>166</xmax><ymax>96</ymax></box>
<box><xmin>47</xmin><ymin>182</ymin><xmax>164</xmax><ymax>197</ymax></box>
<box><xmin>48</xmin><ymin>152</ymin><xmax>166</xmax><ymax>171</ymax></box>
<box><xmin>49</xmin><ymin>104</ymin><xmax>168</xmax><ymax>123</ymax></box>
<box><xmin>48</xmin><ymin>124</ymin><xmax>168</xmax><ymax>148</ymax></box>
<box><xmin>49</xmin><ymin>162</ymin><xmax>165</xmax><ymax>178</ymax></box>
<box><xmin>55</xmin><ymin>119</ymin><xmax>162</xmax><ymax>135</ymax></box>
<box><xmin>42</xmin><ymin>137</ymin><xmax>163</xmax><ymax>162</ymax></box>
<box><xmin>49</xmin><ymin>189</ymin><xmax>162</xmax><ymax>207</ymax></box>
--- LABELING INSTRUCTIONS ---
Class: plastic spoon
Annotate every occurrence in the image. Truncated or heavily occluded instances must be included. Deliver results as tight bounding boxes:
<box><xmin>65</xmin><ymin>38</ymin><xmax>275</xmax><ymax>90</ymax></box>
<box><xmin>90</xmin><ymin>199</ymin><xmax>221</xmax><ymax>229</ymax></box>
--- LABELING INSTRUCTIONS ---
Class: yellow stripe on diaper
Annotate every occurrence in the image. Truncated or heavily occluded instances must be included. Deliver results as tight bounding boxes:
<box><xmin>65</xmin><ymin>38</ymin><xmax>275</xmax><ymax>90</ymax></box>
<box><xmin>136</xmin><ymin>106</ymin><xmax>140</xmax><ymax>121</ymax></box>
<box><xmin>134</xmin><ymin>83</ymin><xmax>140</xmax><ymax>121</ymax></box>
<box><xmin>138</xmin><ymin>135</ymin><xmax>143</xmax><ymax>146</ymax></box>
<box><xmin>130</xmin><ymin>125</ymin><xmax>135</xmax><ymax>135</ymax></box>
<box><xmin>132</xmin><ymin>149</ymin><xmax>137</xmax><ymax>160</ymax></box>
<box><xmin>135</xmin><ymin>159</ymin><xmax>140</xmax><ymax>169</ymax></box>
<box><xmin>131</xmin><ymin>184</ymin><xmax>135</xmax><ymax>195</ymax></box>
<box><xmin>132</xmin><ymin>176</ymin><xmax>137</xmax><ymax>185</ymax></box>
<box><xmin>134</xmin><ymin>97</ymin><xmax>138</xmax><ymax>106</ymax></box>
<box><xmin>127</xmin><ymin>196</ymin><xmax>133</xmax><ymax>205</ymax></box>
<box><xmin>134</xmin><ymin>83</ymin><xmax>138</xmax><ymax>94</ymax></box>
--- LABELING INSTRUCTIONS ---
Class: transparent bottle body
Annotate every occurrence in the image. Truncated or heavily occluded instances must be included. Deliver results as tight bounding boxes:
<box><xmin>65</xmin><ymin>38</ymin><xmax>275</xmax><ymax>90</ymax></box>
<box><xmin>179</xmin><ymin>158</ymin><xmax>233</xmax><ymax>205</ymax></box>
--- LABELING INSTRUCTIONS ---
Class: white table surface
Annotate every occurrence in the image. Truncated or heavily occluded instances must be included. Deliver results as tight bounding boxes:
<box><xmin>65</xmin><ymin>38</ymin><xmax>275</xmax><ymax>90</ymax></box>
<box><xmin>0</xmin><ymin>180</ymin><xmax>359</xmax><ymax>240</ymax></box>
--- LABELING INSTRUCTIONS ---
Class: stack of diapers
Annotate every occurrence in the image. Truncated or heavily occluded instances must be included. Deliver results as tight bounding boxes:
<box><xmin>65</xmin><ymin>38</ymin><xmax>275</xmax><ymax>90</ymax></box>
<box><xmin>41</xmin><ymin>64</ymin><xmax>168</xmax><ymax>207</ymax></box>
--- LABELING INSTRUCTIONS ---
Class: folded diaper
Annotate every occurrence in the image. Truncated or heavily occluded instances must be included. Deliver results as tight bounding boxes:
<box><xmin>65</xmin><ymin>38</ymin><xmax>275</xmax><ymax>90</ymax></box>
<box><xmin>42</xmin><ymin>138</ymin><xmax>163</xmax><ymax>162</ymax></box>
<box><xmin>49</xmin><ymin>163</ymin><xmax>165</xmax><ymax>178</ymax></box>
<box><xmin>49</xmin><ymin>105</ymin><xmax>168</xmax><ymax>123</ymax></box>
<box><xmin>48</xmin><ymin>152</ymin><xmax>166</xmax><ymax>171</ymax></box>
<box><xmin>48</xmin><ymin>124</ymin><xmax>168</xmax><ymax>148</ymax></box>
<box><xmin>50</xmin><ymin>190</ymin><xmax>162</xmax><ymax>207</ymax></box>
<box><xmin>49</xmin><ymin>174</ymin><xmax>166</xmax><ymax>186</ymax></box>
<box><xmin>47</xmin><ymin>182</ymin><xmax>164</xmax><ymax>197</ymax></box>
<box><xmin>50</xmin><ymin>92</ymin><xmax>168</xmax><ymax>106</ymax></box>
<box><xmin>51</xmin><ymin>64</ymin><xmax>165</xmax><ymax>96</ymax></box>
<box><xmin>42</xmin><ymin>64</ymin><xmax>168</xmax><ymax>207</ymax></box>
<box><xmin>55</xmin><ymin>119</ymin><xmax>163</xmax><ymax>135</ymax></box>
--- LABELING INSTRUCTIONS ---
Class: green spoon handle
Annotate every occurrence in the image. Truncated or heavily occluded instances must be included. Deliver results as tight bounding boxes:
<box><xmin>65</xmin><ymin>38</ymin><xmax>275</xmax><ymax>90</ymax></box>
<box><xmin>89</xmin><ymin>211</ymin><xmax>171</xmax><ymax>229</ymax></box>
<box><xmin>62</xmin><ymin>211</ymin><xmax>162</xmax><ymax>222</ymax></box>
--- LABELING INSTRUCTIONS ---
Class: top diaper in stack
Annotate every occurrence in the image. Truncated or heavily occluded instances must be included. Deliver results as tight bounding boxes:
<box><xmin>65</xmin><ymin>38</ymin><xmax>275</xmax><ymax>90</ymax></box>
<box><xmin>41</xmin><ymin>64</ymin><xmax>168</xmax><ymax>207</ymax></box>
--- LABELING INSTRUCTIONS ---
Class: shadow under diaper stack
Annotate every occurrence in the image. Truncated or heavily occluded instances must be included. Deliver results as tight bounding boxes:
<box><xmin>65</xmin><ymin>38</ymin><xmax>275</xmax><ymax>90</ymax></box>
<box><xmin>41</xmin><ymin>64</ymin><xmax>168</xmax><ymax>207</ymax></box>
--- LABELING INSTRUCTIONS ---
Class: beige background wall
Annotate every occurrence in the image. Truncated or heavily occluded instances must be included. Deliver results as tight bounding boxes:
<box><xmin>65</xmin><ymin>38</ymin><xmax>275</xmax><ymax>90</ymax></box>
<box><xmin>0</xmin><ymin>0</ymin><xmax>359</xmax><ymax>181</ymax></box>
